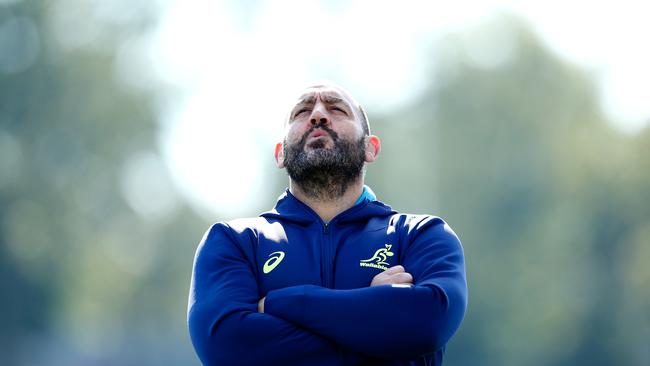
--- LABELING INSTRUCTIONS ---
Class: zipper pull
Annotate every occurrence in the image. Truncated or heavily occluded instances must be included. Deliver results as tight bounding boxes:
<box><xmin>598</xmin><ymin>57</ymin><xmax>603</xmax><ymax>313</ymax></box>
<box><xmin>323</xmin><ymin>223</ymin><xmax>330</xmax><ymax>234</ymax></box>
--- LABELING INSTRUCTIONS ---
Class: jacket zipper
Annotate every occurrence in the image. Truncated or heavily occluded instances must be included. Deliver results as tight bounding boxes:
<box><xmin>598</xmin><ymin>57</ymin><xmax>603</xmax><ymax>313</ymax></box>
<box><xmin>322</xmin><ymin>222</ymin><xmax>332</xmax><ymax>288</ymax></box>
<box><xmin>282</xmin><ymin>194</ymin><xmax>370</xmax><ymax>288</ymax></box>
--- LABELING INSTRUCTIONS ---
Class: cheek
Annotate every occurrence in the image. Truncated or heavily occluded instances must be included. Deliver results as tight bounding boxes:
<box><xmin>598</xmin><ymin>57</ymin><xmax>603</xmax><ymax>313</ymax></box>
<box><xmin>286</xmin><ymin>123</ymin><xmax>308</xmax><ymax>144</ymax></box>
<box><xmin>335</xmin><ymin>122</ymin><xmax>363</xmax><ymax>140</ymax></box>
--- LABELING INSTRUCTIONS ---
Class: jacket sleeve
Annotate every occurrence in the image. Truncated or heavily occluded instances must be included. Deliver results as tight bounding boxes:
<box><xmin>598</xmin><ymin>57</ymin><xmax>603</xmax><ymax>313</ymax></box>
<box><xmin>263</xmin><ymin>216</ymin><xmax>467</xmax><ymax>359</ymax></box>
<box><xmin>188</xmin><ymin>223</ymin><xmax>362</xmax><ymax>366</ymax></box>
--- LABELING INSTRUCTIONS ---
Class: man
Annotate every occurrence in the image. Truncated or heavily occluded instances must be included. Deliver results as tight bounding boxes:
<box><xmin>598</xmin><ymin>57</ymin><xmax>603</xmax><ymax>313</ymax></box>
<box><xmin>188</xmin><ymin>83</ymin><xmax>467</xmax><ymax>366</ymax></box>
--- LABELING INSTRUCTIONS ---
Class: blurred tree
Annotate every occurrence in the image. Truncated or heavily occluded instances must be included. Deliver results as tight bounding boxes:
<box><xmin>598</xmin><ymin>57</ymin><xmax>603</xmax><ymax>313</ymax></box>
<box><xmin>0</xmin><ymin>1</ymin><xmax>208</xmax><ymax>364</ymax></box>
<box><xmin>2</xmin><ymin>3</ymin><xmax>648</xmax><ymax>365</ymax></box>
<box><xmin>367</xmin><ymin>16</ymin><xmax>649</xmax><ymax>366</ymax></box>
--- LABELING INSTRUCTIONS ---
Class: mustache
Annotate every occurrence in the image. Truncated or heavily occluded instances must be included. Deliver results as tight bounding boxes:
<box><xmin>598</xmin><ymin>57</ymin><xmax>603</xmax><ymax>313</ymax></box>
<box><xmin>297</xmin><ymin>125</ymin><xmax>339</xmax><ymax>147</ymax></box>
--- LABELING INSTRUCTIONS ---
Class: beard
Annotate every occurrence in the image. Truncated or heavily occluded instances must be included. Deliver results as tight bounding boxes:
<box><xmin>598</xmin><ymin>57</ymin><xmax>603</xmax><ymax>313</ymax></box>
<box><xmin>283</xmin><ymin>125</ymin><xmax>366</xmax><ymax>201</ymax></box>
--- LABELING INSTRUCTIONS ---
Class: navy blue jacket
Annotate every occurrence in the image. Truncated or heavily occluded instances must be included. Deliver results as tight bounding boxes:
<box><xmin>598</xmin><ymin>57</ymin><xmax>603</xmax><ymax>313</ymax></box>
<box><xmin>188</xmin><ymin>190</ymin><xmax>467</xmax><ymax>366</ymax></box>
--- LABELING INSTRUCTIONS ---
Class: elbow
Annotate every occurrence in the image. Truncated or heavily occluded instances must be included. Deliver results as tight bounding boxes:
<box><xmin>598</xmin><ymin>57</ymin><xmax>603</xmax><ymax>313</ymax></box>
<box><xmin>421</xmin><ymin>286</ymin><xmax>467</xmax><ymax>353</ymax></box>
<box><xmin>188</xmin><ymin>309</ymin><xmax>253</xmax><ymax>366</ymax></box>
<box><xmin>189</xmin><ymin>322</ymin><xmax>254</xmax><ymax>366</ymax></box>
<box><xmin>188</xmin><ymin>310</ymin><xmax>223</xmax><ymax>366</ymax></box>
<box><xmin>421</xmin><ymin>325</ymin><xmax>452</xmax><ymax>354</ymax></box>
<box><xmin>373</xmin><ymin>286</ymin><xmax>466</xmax><ymax>358</ymax></box>
<box><xmin>406</xmin><ymin>319</ymin><xmax>454</xmax><ymax>356</ymax></box>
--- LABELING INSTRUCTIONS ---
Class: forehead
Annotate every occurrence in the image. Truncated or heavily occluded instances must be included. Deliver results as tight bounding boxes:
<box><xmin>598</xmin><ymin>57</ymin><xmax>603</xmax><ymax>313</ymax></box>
<box><xmin>293</xmin><ymin>86</ymin><xmax>356</xmax><ymax>105</ymax></box>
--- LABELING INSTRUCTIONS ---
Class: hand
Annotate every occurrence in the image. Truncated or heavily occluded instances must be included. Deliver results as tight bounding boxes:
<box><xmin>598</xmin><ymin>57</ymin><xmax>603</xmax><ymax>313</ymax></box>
<box><xmin>370</xmin><ymin>265</ymin><xmax>413</xmax><ymax>287</ymax></box>
<box><xmin>258</xmin><ymin>297</ymin><xmax>265</xmax><ymax>313</ymax></box>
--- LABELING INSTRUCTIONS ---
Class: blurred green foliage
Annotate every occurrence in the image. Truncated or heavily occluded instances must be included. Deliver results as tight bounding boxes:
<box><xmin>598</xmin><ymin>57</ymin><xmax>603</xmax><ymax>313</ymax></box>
<box><xmin>0</xmin><ymin>1</ymin><xmax>206</xmax><ymax>364</ymax></box>
<box><xmin>1</xmin><ymin>2</ymin><xmax>648</xmax><ymax>366</ymax></box>
<box><xmin>368</xmin><ymin>19</ymin><xmax>650</xmax><ymax>366</ymax></box>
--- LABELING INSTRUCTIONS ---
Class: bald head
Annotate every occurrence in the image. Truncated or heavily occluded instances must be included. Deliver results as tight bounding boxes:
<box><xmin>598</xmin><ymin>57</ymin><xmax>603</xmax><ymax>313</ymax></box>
<box><xmin>286</xmin><ymin>83</ymin><xmax>370</xmax><ymax>136</ymax></box>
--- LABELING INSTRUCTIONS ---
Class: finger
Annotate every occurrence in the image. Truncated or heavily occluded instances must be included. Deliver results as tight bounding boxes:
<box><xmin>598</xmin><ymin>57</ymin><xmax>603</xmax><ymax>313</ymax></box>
<box><xmin>371</xmin><ymin>271</ymin><xmax>414</xmax><ymax>287</ymax></box>
<box><xmin>258</xmin><ymin>297</ymin><xmax>266</xmax><ymax>313</ymax></box>
<box><xmin>370</xmin><ymin>272</ymin><xmax>394</xmax><ymax>286</ymax></box>
<box><xmin>370</xmin><ymin>273</ymin><xmax>388</xmax><ymax>286</ymax></box>
<box><xmin>390</xmin><ymin>272</ymin><xmax>413</xmax><ymax>284</ymax></box>
<box><xmin>383</xmin><ymin>265</ymin><xmax>405</xmax><ymax>275</ymax></box>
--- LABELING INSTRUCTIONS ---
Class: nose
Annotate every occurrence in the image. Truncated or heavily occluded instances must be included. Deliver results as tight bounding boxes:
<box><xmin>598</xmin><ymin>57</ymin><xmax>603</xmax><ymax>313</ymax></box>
<box><xmin>309</xmin><ymin>103</ymin><xmax>330</xmax><ymax>127</ymax></box>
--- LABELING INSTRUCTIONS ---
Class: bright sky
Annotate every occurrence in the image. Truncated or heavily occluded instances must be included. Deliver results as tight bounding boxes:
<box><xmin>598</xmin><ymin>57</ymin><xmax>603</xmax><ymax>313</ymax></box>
<box><xmin>147</xmin><ymin>0</ymin><xmax>650</xmax><ymax>217</ymax></box>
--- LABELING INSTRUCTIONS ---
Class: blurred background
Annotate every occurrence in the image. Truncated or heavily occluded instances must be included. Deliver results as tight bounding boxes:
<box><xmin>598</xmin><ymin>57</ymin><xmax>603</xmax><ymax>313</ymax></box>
<box><xmin>1</xmin><ymin>0</ymin><xmax>649</xmax><ymax>365</ymax></box>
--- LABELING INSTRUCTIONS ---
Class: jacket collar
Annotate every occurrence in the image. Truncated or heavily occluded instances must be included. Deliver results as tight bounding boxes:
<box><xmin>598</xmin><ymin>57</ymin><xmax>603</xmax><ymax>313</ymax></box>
<box><xmin>260</xmin><ymin>189</ymin><xmax>395</xmax><ymax>225</ymax></box>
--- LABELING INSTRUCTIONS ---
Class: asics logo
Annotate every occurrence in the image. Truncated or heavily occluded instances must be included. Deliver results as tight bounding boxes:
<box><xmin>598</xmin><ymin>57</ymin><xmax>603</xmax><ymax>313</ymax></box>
<box><xmin>263</xmin><ymin>251</ymin><xmax>285</xmax><ymax>274</ymax></box>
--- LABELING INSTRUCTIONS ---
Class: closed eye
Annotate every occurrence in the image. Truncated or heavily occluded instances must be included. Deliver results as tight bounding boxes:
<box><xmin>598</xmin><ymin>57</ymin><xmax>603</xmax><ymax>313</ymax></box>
<box><xmin>331</xmin><ymin>106</ymin><xmax>348</xmax><ymax>115</ymax></box>
<box><xmin>293</xmin><ymin>108</ymin><xmax>310</xmax><ymax>118</ymax></box>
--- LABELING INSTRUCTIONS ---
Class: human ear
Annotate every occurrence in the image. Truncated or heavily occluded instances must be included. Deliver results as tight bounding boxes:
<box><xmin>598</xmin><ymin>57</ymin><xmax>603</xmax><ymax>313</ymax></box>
<box><xmin>275</xmin><ymin>142</ymin><xmax>285</xmax><ymax>169</ymax></box>
<box><xmin>365</xmin><ymin>135</ymin><xmax>381</xmax><ymax>163</ymax></box>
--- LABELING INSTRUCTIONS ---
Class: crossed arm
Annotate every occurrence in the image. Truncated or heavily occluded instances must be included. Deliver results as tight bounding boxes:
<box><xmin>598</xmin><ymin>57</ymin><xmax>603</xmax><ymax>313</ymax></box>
<box><xmin>188</xmin><ymin>224</ymin><xmax>361</xmax><ymax>366</ymax></box>
<box><xmin>188</xmin><ymin>221</ymin><xmax>467</xmax><ymax>365</ymax></box>
<box><xmin>258</xmin><ymin>264</ymin><xmax>413</xmax><ymax>311</ymax></box>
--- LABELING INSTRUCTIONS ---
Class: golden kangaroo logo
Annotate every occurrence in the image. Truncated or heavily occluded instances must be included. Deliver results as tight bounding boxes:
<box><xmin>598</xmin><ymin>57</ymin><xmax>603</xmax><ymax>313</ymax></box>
<box><xmin>360</xmin><ymin>244</ymin><xmax>394</xmax><ymax>266</ymax></box>
<box><xmin>263</xmin><ymin>251</ymin><xmax>285</xmax><ymax>274</ymax></box>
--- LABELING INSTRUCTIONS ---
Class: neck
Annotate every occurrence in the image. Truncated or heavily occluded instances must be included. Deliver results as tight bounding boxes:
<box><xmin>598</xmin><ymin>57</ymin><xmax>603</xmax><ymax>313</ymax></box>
<box><xmin>290</xmin><ymin>179</ymin><xmax>364</xmax><ymax>222</ymax></box>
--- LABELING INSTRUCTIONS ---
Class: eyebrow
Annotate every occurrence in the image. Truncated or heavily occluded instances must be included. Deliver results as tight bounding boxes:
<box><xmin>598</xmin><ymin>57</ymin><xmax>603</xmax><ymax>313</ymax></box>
<box><xmin>292</xmin><ymin>93</ymin><xmax>352</xmax><ymax>112</ymax></box>
<box><xmin>321</xmin><ymin>95</ymin><xmax>346</xmax><ymax>105</ymax></box>
<box><xmin>296</xmin><ymin>94</ymin><xmax>317</xmax><ymax>105</ymax></box>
